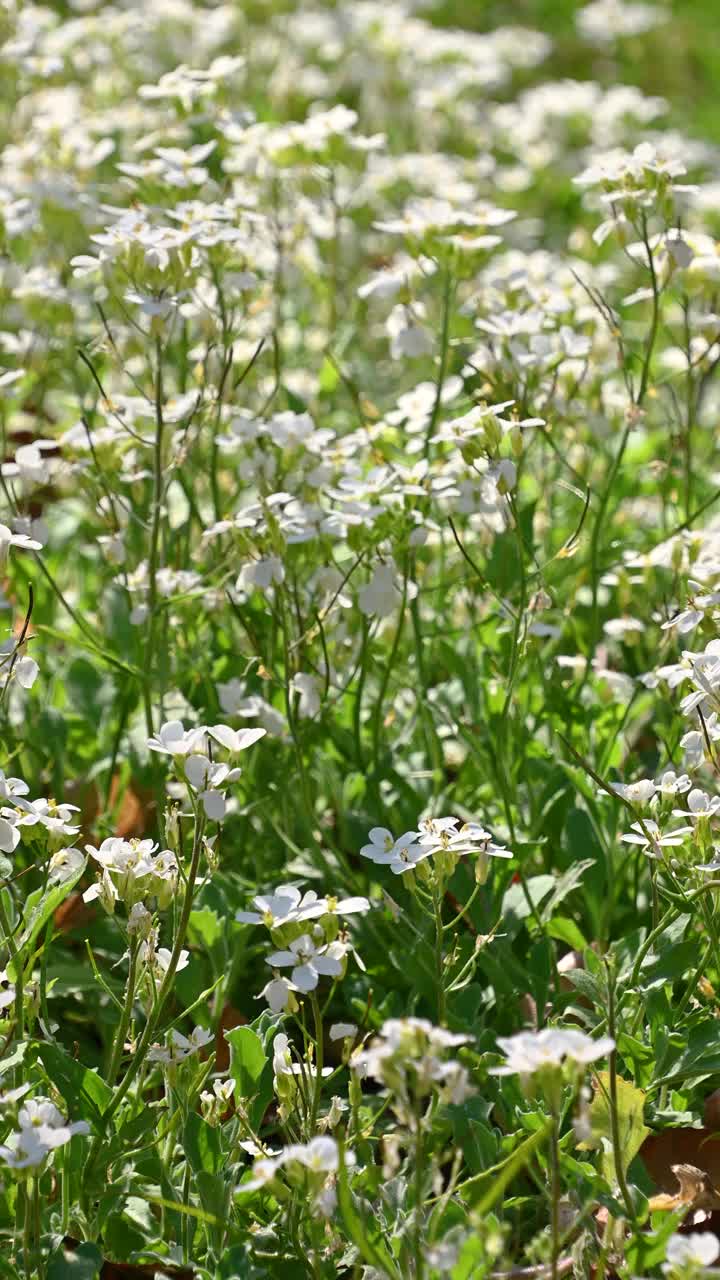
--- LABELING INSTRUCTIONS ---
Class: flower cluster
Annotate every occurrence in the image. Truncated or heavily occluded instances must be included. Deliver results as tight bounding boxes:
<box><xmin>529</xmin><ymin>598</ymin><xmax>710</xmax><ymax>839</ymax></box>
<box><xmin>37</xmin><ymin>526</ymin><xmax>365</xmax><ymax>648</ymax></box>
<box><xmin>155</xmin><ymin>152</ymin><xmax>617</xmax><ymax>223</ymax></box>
<box><xmin>360</xmin><ymin>817</ymin><xmax>511</xmax><ymax>881</ymax></box>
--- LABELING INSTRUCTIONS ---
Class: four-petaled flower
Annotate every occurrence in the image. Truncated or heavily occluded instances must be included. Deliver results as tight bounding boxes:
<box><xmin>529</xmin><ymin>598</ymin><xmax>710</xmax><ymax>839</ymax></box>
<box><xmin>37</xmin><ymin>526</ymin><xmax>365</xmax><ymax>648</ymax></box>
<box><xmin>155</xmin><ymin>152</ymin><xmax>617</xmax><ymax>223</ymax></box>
<box><xmin>266</xmin><ymin>933</ymin><xmax>345</xmax><ymax>992</ymax></box>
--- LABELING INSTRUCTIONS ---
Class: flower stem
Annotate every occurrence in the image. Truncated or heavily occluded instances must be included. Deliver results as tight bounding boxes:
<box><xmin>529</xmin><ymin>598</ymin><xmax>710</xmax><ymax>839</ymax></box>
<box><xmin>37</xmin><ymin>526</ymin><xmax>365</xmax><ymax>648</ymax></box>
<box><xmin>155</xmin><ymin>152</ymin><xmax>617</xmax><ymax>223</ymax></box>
<box><xmin>309</xmin><ymin>992</ymin><xmax>324</xmax><ymax>1133</ymax></box>
<box><xmin>550</xmin><ymin>1101</ymin><xmax>561</xmax><ymax>1280</ymax></box>
<box><xmin>104</xmin><ymin>937</ymin><xmax>138</xmax><ymax>1084</ymax></box>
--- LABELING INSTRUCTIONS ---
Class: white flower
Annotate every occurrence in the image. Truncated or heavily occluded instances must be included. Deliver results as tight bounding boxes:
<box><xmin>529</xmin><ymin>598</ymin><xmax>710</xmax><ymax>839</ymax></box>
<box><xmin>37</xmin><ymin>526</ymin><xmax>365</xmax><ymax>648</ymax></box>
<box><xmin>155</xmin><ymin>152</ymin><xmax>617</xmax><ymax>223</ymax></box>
<box><xmin>139</xmin><ymin>940</ymin><xmax>190</xmax><ymax>980</ymax></box>
<box><xmin>291</xmin><ymin>672</ymin><xmax>321</xmax><ymax>718</ymax></box>
<box><xmin>609</xmin><ymin>779</ymin><xmax>657</xmax><ymax>806</ymax></box>
<box><xmin>147</xmin><ymin>720</ymin><xmax>208</xmax><ymax>758</ymax></box>
<box><xmin>272</xmin><ymin>1032</ymin><xmax>332</xmax><ymax>1081</ymax></box>
<box><xmin>206</xmin><ymin>724</ymin><xmax>267</xmax><ymax>755</ymax></box>
<box><xmin>620</xmin><ymin>819</ymin><xmax>693</xmax><ymax>859</ymax></box>
<box><xmin>358</xmin><ymin>560</ymin><xmax>402</xmax><ymax>618</ymax></box>
<box><xmin>15</xmin><ymin>798</ymin><xmax>80</xmax><ymax>840</ymax></box>
<box><xmin>673</xmin><ymin>788</ymin><xmax>720</xmax><ymax>821</ymax></box>
<box><xmin>577</xmin><ymin>0</ymin><xmax>668</xmax><ymax>44</ymax></box>
<box><xmin>236</xmin><ymin>556</ymin><xmax>285</xmax><ymax>593</ymax></box>
<box><xmin>237</xmin><ymin>884</ymin><xmax>327</xmax><ymax>928</ymax></box>
<box><xmin>359</xmin><ymin>826</ymin><xmax>427</xmax><ymax>874</ymax></box>
<box><xmin>47</xmin><ymin>847</ymin><xmax>84</xmax><ymax>884</ymax></box>
<box><xmin>353</xmin><ymin>1018</ymin><xmax>471</xmax><ymax>1106</ymax></box>
<box><xmin>656</xmin><ymin>771</ymin><xmax>692</xmax><ymax>796</ymax></box>
<box><xmin>490</xmin><ymin>1029</ymin><xmax>615</xmax><ymax>1077</ymax></box>
<box><xmin>386</xmin><ymin>306</ymin><xmax>433</xmax><ymax>360</ymax></box>
<box><xmin>418</xmin><ymin>818</ymin><xmax>511</xmax><ymax>861</ymax></box>
<box><xmin>284</xmin><ymin>1135</ymin><xmax>341</xmax><ymax>1172</ymax></box>
<box><xmin>147</xmin><ymin>1025</ymin><xmax>213</xmax><ymax>1064</ymax></box>
<box><xmin>0</xmin><ymin>969</ymin><xmax>15</xmax><ymax>1011</ymax></box>
<box><xmin>0</xmin><ymin>1082</ymin><xmax>30</xmax><ymax>1106</ymax></box>
<box><xmin>0</xmin><ymin>773</ymin><xmax>28</xmax><ymax>802</ymax></box>
<box><xmin>84</xmin><ymin>838</ymin><xmax>177</xmax><ymax>907</ymax></box>
<box><xmin>0</xmin><ymin>523</ymin><xmax>42</xmax><ymax>565</ymax></box>
<box><xmin>127</xmin><ymin>903</ymin><xmax>153</xmax><ymax>937</ymax></box>
<box><xmin>329</xmin><ymin>1022</ymin><xmax>357</xmax><ymax>1042</ymax></box>
<box><xmin>17</xmin><ymin>654</ymin><xmax>38</xmax><ymax>688</ymax></box>
<box><xmin>0</xmin><ymin>1097</ymin><xmax>89</xmax><ymax>1169</ymax></box>
<box><xmin>258</xmin><ymin>976</ymin><xmax>298</xmax><ymax>1013</ymax></box>
<box><xmin>266</xmin><ymin>934</ymin><xmax>345</xmax><ymax>992</ymax></box>
<box><xmin>0</xmin><ymin>814</ymin><xmax>20</xmax><ymax>854</ymax></box>
<box><xmin>663</xmin><ymin>1231</ymin><xmax>720</xmax><ymax>1272</ymax></box>
<box><xmin>323</xmin><ymin>894</ymin><xmax>371</xmax><ymax>918</ymax></box>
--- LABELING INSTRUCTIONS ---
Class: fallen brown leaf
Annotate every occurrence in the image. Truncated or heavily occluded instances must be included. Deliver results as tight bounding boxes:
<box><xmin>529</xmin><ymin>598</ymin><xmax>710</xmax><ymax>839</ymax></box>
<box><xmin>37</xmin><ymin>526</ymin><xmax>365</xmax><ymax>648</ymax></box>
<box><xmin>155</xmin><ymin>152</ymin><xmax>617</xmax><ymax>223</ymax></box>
<box><xmin>214</xmin><ymin>1003</ymin><xmax>247</xmax><ymax>1073</ymax></box>
<box><xmin>648</xmin><ymin>1163</ymin><xmax>720</xmax><ymax>1213</ymax></box>
<box><xmin>109</xmin><ymin>775</ymin><xmax>155</xmax><ymax>839</ymax></box>
<box><xmin>63</xmin><ymin>1240</ymin><xmax>194</xmax><ymax>1279</ymax></box>
<box><xmin>641</xmin><ymin>1129</ymin><xmax>720</xmax><ymax>1191</ymax></box>
<box><xmin>53</xmin><ymin>891</ymin><xmax>95</xmax><ymax>934</ymax></box>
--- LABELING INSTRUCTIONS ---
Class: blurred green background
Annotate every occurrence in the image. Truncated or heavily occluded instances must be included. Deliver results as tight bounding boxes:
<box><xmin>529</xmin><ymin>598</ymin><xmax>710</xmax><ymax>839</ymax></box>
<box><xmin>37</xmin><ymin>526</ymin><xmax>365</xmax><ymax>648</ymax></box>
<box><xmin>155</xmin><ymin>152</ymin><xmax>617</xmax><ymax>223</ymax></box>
<box><xmin>436</xmin><ymin>0</ymin><xmax>720</xmax><ymax>143</ymax></box>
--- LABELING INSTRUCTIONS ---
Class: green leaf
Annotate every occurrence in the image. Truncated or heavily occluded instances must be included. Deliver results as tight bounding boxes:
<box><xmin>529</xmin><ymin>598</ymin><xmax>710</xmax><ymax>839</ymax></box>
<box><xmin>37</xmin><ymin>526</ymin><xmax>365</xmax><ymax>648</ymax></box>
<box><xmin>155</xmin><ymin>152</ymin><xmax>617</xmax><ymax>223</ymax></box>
<box><xmin>318</xmin><ymin>356</ymin><xmax>340</xmax><ymax>394</ymax></box>
<box><xmin>563</xmin><ymin>967</ymin><xmax>602</xmax><ymax>1005</ymax></box>
<box><xmin>12</xmin><ymin>856</ymin><xmax>87</xmax><ymax>972</ymax></box>
<box><xmin>501</xmin><ymin>875</ymin><xmax>555</xmax><ymax>934</ymax></box>
<box><xmin>36</xmin><ymin>1040</ymin><xmax>111</xmax><ymax>1125</ymax></box>
<box><xmin>189</xmin><ymin>906</ymin><xmax>223</xmax><ymax>949</ymax></box>
<box><xmin>624</xmin><ymin>1210</ymin><xmax>687</xmax><ymax>1272</ymax></box>
<box><xmin>47</xmin><ymin>1242</ymin><xmax>103</xmax><ymax>1280</ymax></box>
<box><xmin>0</xmin><ymin>1041</ymin><xmax>30</xmax><ymax>1078</ymax></box>
<box><xmin>582</xmin><ymin>1072</ymin><xmax>649</xmax><ymax>1180</ymax></box>
<box><xmin>546</xmin><ymin>916</ymin><xmax>588</xmax><ymax>951</ymax></box>
<box><xmin>184</xmin><ymin>1110</ymin><xmax>223</xmax><ymax>1175</ymax></box>
<box><xmin>226</xmin><ymin>1026</ymin><xmax>266</xmax><ymax>1100</ymax></box>
<box><xmin>540</xmin><ymin>859</ymin><xmax>595</xmax><ymax>923</ymax></box>
<box><xmin>657</xmin><ymin>1019</ymin><xmax>720</xmax><ymax>1086</ymax></box>
<box><xmin>336</xmin><ymin>1137</ymin><xmax>401</xmax><ymax>1279</ymax></box>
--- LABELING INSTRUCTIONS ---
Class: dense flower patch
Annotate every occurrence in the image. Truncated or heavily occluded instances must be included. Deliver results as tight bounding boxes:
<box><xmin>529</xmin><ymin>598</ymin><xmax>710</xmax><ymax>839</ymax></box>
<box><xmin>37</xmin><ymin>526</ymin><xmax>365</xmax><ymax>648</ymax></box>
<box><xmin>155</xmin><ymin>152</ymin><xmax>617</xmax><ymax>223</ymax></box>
<box><xmin>2</xmin><ymin>0</ymin><xmax>720</xmax><ymax>1276</ymax></box>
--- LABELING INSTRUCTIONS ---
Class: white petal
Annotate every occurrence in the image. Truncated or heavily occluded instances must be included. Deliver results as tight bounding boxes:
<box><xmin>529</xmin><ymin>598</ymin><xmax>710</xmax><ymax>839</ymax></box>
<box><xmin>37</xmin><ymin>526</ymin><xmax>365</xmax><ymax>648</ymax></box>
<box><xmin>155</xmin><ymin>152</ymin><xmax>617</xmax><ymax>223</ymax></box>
<box><xmin>291</xmin><ymin>963</ymin><xmax>318</xmax><ymax>992</ymax></box>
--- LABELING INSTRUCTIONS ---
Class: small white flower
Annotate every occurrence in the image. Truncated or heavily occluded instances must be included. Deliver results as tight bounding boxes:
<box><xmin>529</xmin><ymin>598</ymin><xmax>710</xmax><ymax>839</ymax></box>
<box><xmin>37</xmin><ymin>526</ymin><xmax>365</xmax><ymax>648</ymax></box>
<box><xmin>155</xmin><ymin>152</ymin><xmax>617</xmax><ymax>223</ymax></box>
<box><xmin>0</xmin><ymin>523</ymin><xmax>43</xmax><ymax>565</ymax></box>
<box><xmin>0</xmin><ymin>1097</ymin><xmax>89</xmax><ymax>1169</ymax></box>
<box><xmin>272</xmin><ymin>1032</ymin><xmax>332</xmax><ymax>1081</ymax></box>
<box><xmin>47</xmin><ymin>847</ymin><xmax>84</xmax><ymax>884</ymax></box>
<box><xmin>663</xmin><ymin>1231</ymin><xmax>720</xmax><ymax>1272</ymax></box>
<box><xmin>237</xmin><ymin>884</ymin><xmax>327</xmax><ymax>928</ymax></box>
<box><xmin>291</xmin><ymin>672</ymin><xmax>321</xmax><ymax>718</ymax></box>
<box><xmin>0</xmin><ymin>969</ymin><xmax>16</xmax><ymax>1011</ymax></box>
<box><xmin>284</xmin><ymin>1135</ymin><xmax>341</xmax><ymax>1172</ymax></box>
<box><xmin>491</xmin><ymin>1029</ymin><xmax>615</xmax><ymax>1077</ymax></box>
<box><xmin>673</xmin><ymin>788</ymin><xmax>720</xmax><ymax>821</ymax></box>
<box><xmin>386</xmin><ymin>306</ymin><xmax>433</xmax><ymax>360</ymax></box>
<box><xmin>258</xmin><ymin>976</ymin><xmax>298</xmax><ymax>1013</ymax></box>
<box><xmin>148</xmin><ymin>1025</ymin><xmax>213</xmax><ymax>1064</ymax></box>
<box><xmin>236</xmin><ymin>556</ymin><xmax>285</xmax><ymax>593</ymax></box>
<box><xmin>266</xmin><ymin>934</ymin><xmax>345</xmax><ymax>992</ymax></box>
<box><xmin>0</xmin><ymin>815</ymin><xmax>20</xmax><ymax>854</ymax></box>
<box><xmin>609</xmin><ymin>779</ymin><xmax>657</xmax><ymax>806</ymax></box>
<box><xmin>358</xmin><ymin>560</ymin><xmax>402</xmax><ymax>618</ymax></box>
<box><xmin>620</xmin><ymin>819</ymin><xmax>693</xmax><ymax>859</ymax></box>
<box><xmin>360</xmin><ymin>826</ymin><xmax>428</xmax><ymax>875</ymax></box>
<box><xmin>329</xmin><ymin>1022</ymin><xmax>357</xmax><ymax>1042</ymax></box>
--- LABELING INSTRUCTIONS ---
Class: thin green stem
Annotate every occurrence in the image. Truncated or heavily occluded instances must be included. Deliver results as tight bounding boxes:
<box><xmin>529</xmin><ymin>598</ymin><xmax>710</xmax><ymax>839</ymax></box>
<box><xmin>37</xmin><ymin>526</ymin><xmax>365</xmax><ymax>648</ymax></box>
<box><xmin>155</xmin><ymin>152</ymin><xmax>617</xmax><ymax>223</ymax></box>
<box><xmin>104</xmin><ymin>938</ymin><xmax>138</xmax><ymax>1084</ymax></box>
<box><xmin>309</xmin><ymin>992</ymin><xmax>324</xmax><ymax>1134</ymax></box>
<box><xmin>606</xmin><ymin>962</ymin><xmax>636</xmax><ymax>1221</ymax></box>
<box><xmin>550</xmin><ymin>1102</ymin><xmax>561</xmax><ymax>1280</ymax></box>
<box><xmin>142</xmin><ymin>333</ymin><xmax>167</xmax><ymax>737</ymax></box>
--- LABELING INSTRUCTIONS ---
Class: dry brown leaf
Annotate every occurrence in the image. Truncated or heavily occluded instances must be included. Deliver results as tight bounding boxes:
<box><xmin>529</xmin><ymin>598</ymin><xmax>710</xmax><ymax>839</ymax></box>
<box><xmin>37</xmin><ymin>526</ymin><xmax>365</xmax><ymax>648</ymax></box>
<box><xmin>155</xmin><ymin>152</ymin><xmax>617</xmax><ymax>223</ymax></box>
<box><xmin>109</xmin><ymin>775</ymin><xmax>155</xmax><ymax>839</ymax></box>
<box><xmin>53</xmin><ymin>891</ymin><xmax>95</xmax><ymax>934</ymax></box>
<box><xmin>641</xmin><ymin>1129</ymin><xmax>720</xmax><ymax>1192</ymax></box>
<box><xmin>214</xmin><ymin>1002</ymin><xmax>246</xmax><ymax>1073</ymax></box>
<box><xmin>648</xmin><ymin>1163</ymin><xmax>720</xmax><ymax>1212</ymax></box>
<box><xmin>63</xmin><ymin>1240</ymin><xmax>194</xmax><ymax>1279</ymax></box>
